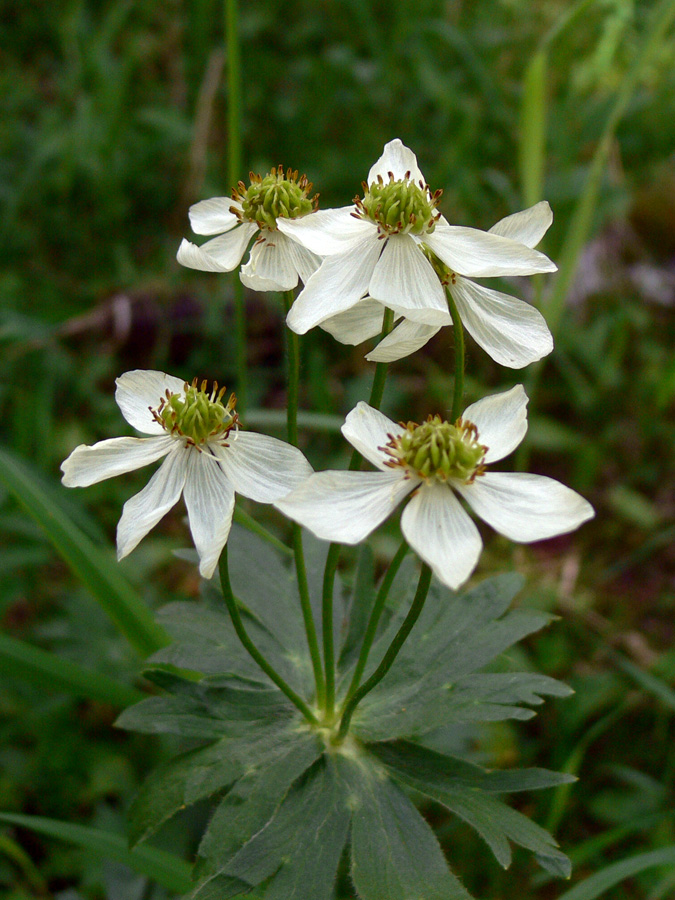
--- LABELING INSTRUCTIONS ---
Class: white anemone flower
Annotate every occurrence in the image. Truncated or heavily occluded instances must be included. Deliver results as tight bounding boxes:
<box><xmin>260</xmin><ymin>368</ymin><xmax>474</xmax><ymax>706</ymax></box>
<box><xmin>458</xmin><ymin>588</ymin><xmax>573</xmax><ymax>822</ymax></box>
<box><xmin>61</xmin><ymin>370</ymin><xmax>312</xmax><ymax>579</ymax></box>
<box><xmin>177</xmin><ymin>167</ymin><xmax>321</xmax><ymax>291</ymax></box>
<box><xmin>280</xmin><ymin>140</ymin><xmax>556</xmax><ymax>341</ymax></box>
<box><xmin>276</xmin><ymin>386</ymin><xmax>594</xmax><ymax>590</ymax></box>
<box><xmin>321</xmin><ymin>202</ymin><xmax>556</xmax><ymax>369</ymax></box>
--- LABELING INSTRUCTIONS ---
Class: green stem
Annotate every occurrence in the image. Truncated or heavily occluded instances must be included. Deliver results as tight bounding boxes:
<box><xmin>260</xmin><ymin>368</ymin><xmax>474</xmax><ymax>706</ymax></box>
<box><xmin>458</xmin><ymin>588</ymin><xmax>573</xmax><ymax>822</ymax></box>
<box><xmin>344</xmin><ymin>541</ymin><xmax>408</xmax><ymax>699</ymax></box>
<box><xmin>336</xmin><ymin>562</ymin><xmax>432</xmax><ymax>742</ymax></box>
<box><xmin>322</xmin><ymin>307</ymin><xmax>396</xmax><ymax>717</ymax></box>
<box><xmin>219</xmin><ymin>549</ymin><xmax>318</xmax><ymax>725</ymax></box>
<box><xmin>366</xmin><ymin>307</ymin><xmax>395</xmax><ymax>414</ymax></box>
<box><xmin>282</xmin><ymin>290</ymin><xmax>325</xmax><ymax>707</ymax></box>
<box><xmin>322</xmin><ymin>542</ymin><xmax>340</xmax><ymax>719</ymax></box>
<box><xmin>446</xmin><ymin>286</ymin><xmax>465</xmax><ymax>421</ymax></box>
<box><xmin>225</xmin><ymin>0</ymin><xmax>247</xmax><ymax>409</ymax></box>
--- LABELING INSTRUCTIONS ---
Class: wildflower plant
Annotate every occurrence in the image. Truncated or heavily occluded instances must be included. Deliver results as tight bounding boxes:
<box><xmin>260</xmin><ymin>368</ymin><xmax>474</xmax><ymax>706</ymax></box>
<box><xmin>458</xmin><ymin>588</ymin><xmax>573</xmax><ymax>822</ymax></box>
<box><xmin>60</xmin><ymin>140</ymin><xmax>594</xmax><ymax>899</ymax></box>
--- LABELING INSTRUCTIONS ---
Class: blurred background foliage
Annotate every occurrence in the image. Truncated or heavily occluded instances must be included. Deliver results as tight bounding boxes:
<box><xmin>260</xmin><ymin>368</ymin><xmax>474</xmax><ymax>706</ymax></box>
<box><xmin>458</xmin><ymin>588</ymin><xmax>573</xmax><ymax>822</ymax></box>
<box><xmin>0</xmin><ymin>0</ymin><xmax>674</xmax><ymax>897</ymax></box>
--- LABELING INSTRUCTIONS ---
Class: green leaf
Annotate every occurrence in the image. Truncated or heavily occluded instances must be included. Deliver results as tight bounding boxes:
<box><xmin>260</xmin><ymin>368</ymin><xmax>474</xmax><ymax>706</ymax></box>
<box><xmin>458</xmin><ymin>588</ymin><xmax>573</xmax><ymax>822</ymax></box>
<box><xmin>195</xmin><ymin>730</ymin><xmax>323</xmax><ymax>886</ymax></box>
<box><xmin>117</xmin><ymin>677</ymin><xmax>294</xmax><ymax>740</ymax></box>
<box><xmin>0</xmin><ymin>812</ymin><xmax>192</xmax><ymax>894</ymax></box>
<box><xmin>224</xmin><ymin>757</ymin><xmax>351</xmax><ymax>899</ymax></box>
<box><xmin>370</xmin><ymin>740</ymin><xmax>572</xmax><ymax>875</ymax></box>
<box><xmin>370</xmin><ymin>740</ymin><xmax>575</xmax><ymax>795</ymax></box>
<box><xmin>338</xmin><ymin>753</ymin><xmax>474</xmax><ymax>900</ymax></box>
<box><xmin>128</xmin><ymin>740</ymin><xmax>247</xmax><ymax>848</ymax></box>
<box><xmin>0</xmin><ymin>631</ymin><xmax>143</xmax><ymax>707</ymax></box>
<box><xmin>0</xmin><ymin>445</ymin><xmax>168</xmax><ymax>657</ymax></box>
<box><xmin>557</xmin><ymin>846</ymin><xmax>675</xmax><ymax>900</ymax></box>
<box><xmin>354</xmin><ymin>575</ymin><xmax>555</xmax><ymax>742</ymax></box>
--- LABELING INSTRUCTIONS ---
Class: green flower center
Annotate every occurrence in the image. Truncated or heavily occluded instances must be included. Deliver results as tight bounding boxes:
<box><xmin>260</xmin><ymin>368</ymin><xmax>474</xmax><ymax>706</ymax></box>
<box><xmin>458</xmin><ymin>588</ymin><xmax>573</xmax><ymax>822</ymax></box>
<box><xmin>384</xmin><ymin>415</ymin><xmax>487</xmax><ymax>483</ymax></box>
<box><xmin>152</xmin><ymin>379</ymin><xmax>238</xmax><ymax>445</ymax></box>
<box><xmin>232</xmin><ymin>166</ymin><xmax>318</xmax><ymax>230</ymax></box>
<box><xmin>355</xmin><ymin>173</ymin><xmax>442</xmax><ymax>236</ymax></box>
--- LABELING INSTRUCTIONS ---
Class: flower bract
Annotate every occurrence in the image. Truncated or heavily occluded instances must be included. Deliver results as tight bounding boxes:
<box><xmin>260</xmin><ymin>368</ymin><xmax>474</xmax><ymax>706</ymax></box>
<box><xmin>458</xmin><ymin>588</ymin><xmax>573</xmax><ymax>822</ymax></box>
<box><xmin>177</xmin><ymin>167</ymin><xmax>322</xmax><ymax>291</ymax></box>
<box><xmin>61</xmin><ymin>370</ymin><xmax>313</xmax><ymax>578</ymax></box>
<box><xmin>276</xmin><ymin>386</ymin><xmax>594</xmax><ymax>589</ymax></box>
<box><xmin>280</xmin><ymin>140</ymin><xmax>556</xmax><ymax>342</ymax></box>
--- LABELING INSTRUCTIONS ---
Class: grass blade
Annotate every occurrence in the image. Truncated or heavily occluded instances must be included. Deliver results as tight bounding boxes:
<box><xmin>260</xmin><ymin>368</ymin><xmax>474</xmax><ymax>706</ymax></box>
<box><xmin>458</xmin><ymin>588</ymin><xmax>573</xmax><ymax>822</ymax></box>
<box><xmin>0</xmin><ymin>632</ymin><xmax>144</xmax><ymax>707</ymax></box>
<box><xmin>0</xmin><ymin>446</ymin><xmax>169</xmax><ymax>657</ymax></box>
<box><xmin>0</xmin><ymin>812</ymin><xmax>192</xmax><ymax>893</ymax></box>
<box><xmin>557</xmin><ymin>846</ymin><xmax>675</xmax><ymax>900</ymax></box>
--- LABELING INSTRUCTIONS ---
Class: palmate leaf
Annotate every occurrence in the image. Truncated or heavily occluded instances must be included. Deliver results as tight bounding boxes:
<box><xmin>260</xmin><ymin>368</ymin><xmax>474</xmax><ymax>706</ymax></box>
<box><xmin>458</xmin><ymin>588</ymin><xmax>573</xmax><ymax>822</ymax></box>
<box><xmin>336</xmin><ymin>753</ymin><xmax>473</xmax><ymax>900</ymax></box>
<box><xmin>370</xmin><ymin>740</ymin><xmax>573</xmax><ymax>875</ymax></box>
<box><xmin>118</xmin><ymin>566</ymin><xmax>573</xmax><ymax>899</ymax></box>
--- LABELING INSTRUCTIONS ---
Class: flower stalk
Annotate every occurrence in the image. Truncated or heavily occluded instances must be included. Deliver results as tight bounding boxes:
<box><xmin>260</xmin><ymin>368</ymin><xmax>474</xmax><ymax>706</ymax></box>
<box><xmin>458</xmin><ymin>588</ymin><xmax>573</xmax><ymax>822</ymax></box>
<box><xmin>335</xmin><ymin>562</ymin><xmax>432</xmax><ymax>742</ymax></box>
<box><xmin>283</xmin><ymin>290</ymin><xmax>325</xmax><ymax>707</ymax></box>
<box><xmin>219</xmin><ymin>548</ymin><xmax>319</xmax><ymax>726</ymax></box>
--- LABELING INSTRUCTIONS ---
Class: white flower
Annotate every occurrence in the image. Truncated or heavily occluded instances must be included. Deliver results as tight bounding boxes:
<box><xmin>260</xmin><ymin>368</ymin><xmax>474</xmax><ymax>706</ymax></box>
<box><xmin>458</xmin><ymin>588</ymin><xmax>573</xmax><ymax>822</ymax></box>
<box><xmin>276</xmin><ymin>386</ymin><xmax>594</xmax><ymax>590</ymax></box>
<box><xmin>280</xmin><ymin>140</ymin><xmax>556</xmax><ymax>342</ymax></box>
<box><xmin>177</xmin><ymin>167</ymin><xmax>322</xmax><ymax>291</ymax></box>
<box><xmin>320</xmin><ymin>202</ymin><xmax>556</xmax><ymax>369</ymax></box>
<box><xmin>61</xmin><ymin>370</ymin><xmax>312</xmax><ymax>579</ymax></box>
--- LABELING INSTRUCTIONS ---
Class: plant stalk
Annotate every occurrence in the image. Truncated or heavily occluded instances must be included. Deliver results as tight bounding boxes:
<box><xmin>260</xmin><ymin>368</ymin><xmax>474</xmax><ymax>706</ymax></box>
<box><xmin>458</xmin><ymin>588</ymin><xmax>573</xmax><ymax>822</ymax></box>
<box><xmin>336</xmin><ymin>562</ymin><xmax>432</xmax><ymax>741</ymax></box>
<box><xmin>225</xmin><ymin>0</ymin><xmax>247</xmax><ymax>409</ymax></box>
<box><xmin>322</xmin><ymin>306</ymin><xmax>395</xmax><ymax>718</ymax></box>
<box><xmin>283</xmin><ymin>290</ymin><xmax>325</xmax><ymax>707</ymax></box>
<box><xmin>219</xmin><ymin>549</ymin><xmax>318</xmax><ymax>726</ymax></box>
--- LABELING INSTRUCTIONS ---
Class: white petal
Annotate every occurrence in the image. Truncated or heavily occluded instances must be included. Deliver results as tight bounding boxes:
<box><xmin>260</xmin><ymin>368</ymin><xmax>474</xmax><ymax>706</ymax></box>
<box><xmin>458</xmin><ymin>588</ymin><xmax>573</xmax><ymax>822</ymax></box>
<box><xmin>488</xmin><ymin>201</ymin><xmax>553</xmax><ymax>249</ymax></box>
<box><xmin>286</xmin><ymin>233</ymin><xmax>383</xmax><ymax>334</ymax></box>
<box><xmin>366</xmin><ymin>318</ymin><xmax>441</xmax><ymax>363</ymax></box>
<box><xmin>240</xmin><ymin>231</ymin><xmax>300</xmax><ymax>292</ymax></box>
<box><xmin>188</xmin><ymin>198</ymin><xmax>241</xmax><ymax>235</ymax></box>
<box><xmin>401</xmin><ymin>483</ymin><xmax>483</xmax><ymax>589</ymax></box>
<box><xmin>61</xmin><ymin>435</ymin><xmax>174</xmax><ymax>487</ymax></box>
<box><xmin>210</xmin><ymin>432</ymin><xmax>313</xmax><ymax>503</ymax></box>
<box><xmin>276</xmin><ymin>470</ymin><xmax>415</xmax><ymax>544</ymax></box>
<box><xmin>342</xmin><ymin>401</ymin><xmax>401</xmax><ymax>471</ymax></box>
<box><xmin>321</xmin><ymin>298</ymin><xmax>388</xmax><ymax>345</ymax></box>
<box><xmin>116</xmin><ymin>445</ymin><xmax>188</xmax><ymax>560</ymax></box>
<box><xmin>277</xmin><ymin>208</ymin><xmax>372</xmax><ymax>256</ymax></box>
<box><xmin>425</xmin><ymin>224</ymin><xmax>557</xmax><ymax>277</ymax></box>
<box><xmin>115</xmin><ymin>369</ymin><xmax>186</xmax><ymax>434</ymax></box>
<box><xmin>451</xmin><ymin>277</ymin><xmax>554</xmax><ymax>369</ymax></box>
<box><xmin>457</xmin><ymin>472</ymin><xmax>595</xmax><ymax>543</ymax></box>
<box><xmin>369</xmin><ymin>235</ymin><xmax>449</xmax><ymax>324</ymax></box>
<box><xmin>367</xmin><ymin>139</ymin><xmax>425</xmax><ymax>186</ymax></box>
<box><xmin>283</xmin><ymin>234</ymin><xmax>323</xmax><ymax>285</ymax></box>
<box><xmin>183</xmin><ymin>452</ymin><xmax>235</xmax><ymax>579</ymax></box>
<box><xmin>462</xmin><ymin>385</ymin><xmax>529</xmax><ymax>464</ymax></box>
<box><xmin>176</xmin><ymin>223</ymin><xmax>257</xmax><ymax>273</ymax></box>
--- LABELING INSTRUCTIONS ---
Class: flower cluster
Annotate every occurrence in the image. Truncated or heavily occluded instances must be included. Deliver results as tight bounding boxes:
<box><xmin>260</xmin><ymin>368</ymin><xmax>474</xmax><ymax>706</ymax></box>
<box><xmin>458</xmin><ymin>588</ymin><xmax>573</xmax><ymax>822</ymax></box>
<box><xmin>62</xmin><ymin>139</ymin><xmax>593</xmax><ymax>591</ymax></box>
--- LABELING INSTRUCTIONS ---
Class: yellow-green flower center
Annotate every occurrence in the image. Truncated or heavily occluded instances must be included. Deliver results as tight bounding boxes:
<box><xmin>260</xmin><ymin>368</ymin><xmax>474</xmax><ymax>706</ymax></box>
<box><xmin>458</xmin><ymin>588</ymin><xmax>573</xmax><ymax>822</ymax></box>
<box><xmin>356</xmin><ymin>173</ymin><xmax>441</xmax><ymax>236</ymax></box>
<box><xmin>384</xmin><ymin>416</ymin><xmax>487</xmax><ymax>483</ymax></box>
<box><xmin>152</xmin><ymin>379</ymin><xmax>237</xmax><ymax>445</ymax></box>
<box><xmin>232</xmin><ymin>166</ymin><xmax>318</xmax><ymax>230</ymax></box>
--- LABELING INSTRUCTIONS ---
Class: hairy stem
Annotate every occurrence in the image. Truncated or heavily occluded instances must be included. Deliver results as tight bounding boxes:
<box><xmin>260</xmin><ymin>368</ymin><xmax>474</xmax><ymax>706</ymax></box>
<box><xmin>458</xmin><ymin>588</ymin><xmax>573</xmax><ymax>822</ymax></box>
<box><xmin>225</xmin><ymin>0</ymin><xmax>247</xmax><ymax>408</ymax></box>
<box><xmin>445</xmin><ymin>286</ymin><xmax>465</xmax><ymax>422</ymax></box>
<box><xmin>344</xmin><ymin>540</ymin><xmax>409</xmax><ymax>699</ymax></box>
<box><xmin>322</xmin><ymin>306</ymin><xmax>396</xmax><ymax>718</ymax></box>
<box><xmin>336</xmin><ymin>562</ymin><xmax>432</xmax><ymax>742</ymax></box>
<box><xmin>219</xmin><ymin>549</ymin><xmax>318</xmax><ymax>725</ymax></box>
<box><xmin>283</xmin><ymin>290</ymin><xmax>325</xmax><ymax>707</ymax></box>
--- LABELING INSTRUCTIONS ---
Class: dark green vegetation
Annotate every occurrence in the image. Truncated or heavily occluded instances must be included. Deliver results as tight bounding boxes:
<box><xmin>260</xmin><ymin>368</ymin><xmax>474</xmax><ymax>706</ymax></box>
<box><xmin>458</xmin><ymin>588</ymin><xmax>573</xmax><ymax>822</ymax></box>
<box><xmin>1</xmin><ymin>1</ymin><xmax>674</xmax><ymax>898</ymax></box>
